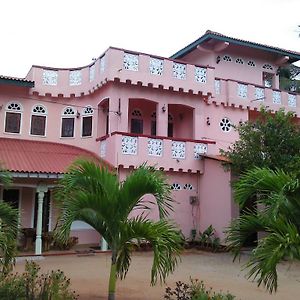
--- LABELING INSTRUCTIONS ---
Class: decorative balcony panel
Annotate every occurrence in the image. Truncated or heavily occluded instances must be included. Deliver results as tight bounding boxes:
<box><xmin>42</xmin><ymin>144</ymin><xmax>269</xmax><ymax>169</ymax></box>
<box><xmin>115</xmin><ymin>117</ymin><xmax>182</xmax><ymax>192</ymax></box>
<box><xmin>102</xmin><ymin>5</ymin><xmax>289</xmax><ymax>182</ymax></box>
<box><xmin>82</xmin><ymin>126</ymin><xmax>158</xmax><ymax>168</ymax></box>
<box><xmin>237</xmin><ymin>83</ymin><xmax>247</xmax><ymax>99</ymax></box>
<box><xmin>100</xmin><ymin>141</ymin><xmax>106</xmax><ymax>158</ymax></box>
<box><xmin>100</xmin><ymin>56</ymin><xmax>105</xmax><ymax>73</ymax></box>
<box><xmin>214</xmin><ymin>80</ymin><xmax>220</xmax><ymax>95</ymax></box>
<box><xmin>149</xmin><ymin>58</ymin><xmax>164</xmax><ymax>75</ymax></box>
<box><xmin>194</xmin><ymin>143</ymin><xmax>208</xmax><ymax>159</ymax></box>
<box><xmin>69</xmin><ymin>70</ymin><xmax>82</xmax><ymax>86</ymax></box>
<box><xmin>148</xmin><ymin>138</ymin><xmax>163</xmax><ymax>156</ymax></box>
<box><xmin>172</xmin><ymin>62</ymin><xmax>186</xmax><ymax>80</ymax></box>
<box><xmin>42</xmin><ymin>70</ymin><xmax>58</xmax><ymax>86</ymax></box>
<box><xmin>123</xmin><ymin>53</ymin><xmax>139</xmax><ymax>71</ymax></box>
<box><xmin>195</xmin><ymin>67</ymin><xmax>207</xmax><ymax>83</ymax></box>
<box><xmin>172</xmin><ymin>141</ymin><xmax>186</xmax><ymax>159</ymax></box>
<box><xmin>89</xmin><ymin>64</ymin><xmax>95</xmax><ymax>82</ymax></box>
<box><xmin>272</xmin><ymin>91</ymin><xmax>281</xmax><ymax>104</ymax></box>
<box><xmin>122</xmin><ymin>136</ymin><xmax>137</xmax><ymax>155</ymax></box>
<box><xmin>255</xmin><ymin>87</ymin><xmax>264</xmax><ymax>101</ymax></box>
<box><xmin>288</xmin><ymin>94</ymin><xmax>297</xmax><ymax>107</ymax></box>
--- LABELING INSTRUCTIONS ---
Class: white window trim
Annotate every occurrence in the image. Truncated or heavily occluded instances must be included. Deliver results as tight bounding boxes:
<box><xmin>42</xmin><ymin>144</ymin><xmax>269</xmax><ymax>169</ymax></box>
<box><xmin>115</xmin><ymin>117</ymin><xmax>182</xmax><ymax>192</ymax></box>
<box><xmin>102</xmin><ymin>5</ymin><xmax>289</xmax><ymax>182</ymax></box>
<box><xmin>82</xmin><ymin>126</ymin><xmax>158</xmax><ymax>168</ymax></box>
<box><xmin>60</xmin><ymin>106</ymin><xmax>76</xmax><ymax>138</ymax></box>
<box><xmin>29</xmin><ymin>104</ymin><xmax>48</xmax><ymax>137</ymax></box>
<box><xmin>4</xmin><ymin>101</ymin><xmax>23</xmax><ymax>135</ymax></box>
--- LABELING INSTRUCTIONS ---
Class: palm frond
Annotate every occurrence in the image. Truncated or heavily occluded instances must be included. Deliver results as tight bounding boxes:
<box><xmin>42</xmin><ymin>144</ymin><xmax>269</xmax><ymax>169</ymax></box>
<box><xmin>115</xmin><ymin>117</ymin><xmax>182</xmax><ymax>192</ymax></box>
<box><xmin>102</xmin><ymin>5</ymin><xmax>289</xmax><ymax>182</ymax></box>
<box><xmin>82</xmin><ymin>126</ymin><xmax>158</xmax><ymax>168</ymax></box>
<box><xmin>116</xmin><ymin>216</ymin><xmax>183</xmax><ymax>284</ymax></box>
<box><xmin>118</xmin><ymin>164</ymin><xmax>173</xmax><ymax>220</ymax></box>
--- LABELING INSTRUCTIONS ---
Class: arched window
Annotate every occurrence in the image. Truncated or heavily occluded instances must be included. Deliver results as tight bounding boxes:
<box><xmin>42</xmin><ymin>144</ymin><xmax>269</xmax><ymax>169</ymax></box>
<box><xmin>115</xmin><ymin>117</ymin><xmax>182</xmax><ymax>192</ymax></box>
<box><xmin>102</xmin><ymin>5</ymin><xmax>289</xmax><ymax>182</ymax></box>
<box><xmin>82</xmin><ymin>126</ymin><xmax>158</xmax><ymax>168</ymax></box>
<box><xmin>82</xmin><ymin>105</ymin><xmax>94</xmax><ymax>137</ymax></box>
<box><xmin>30</xmin><ymin>104</ymin><xmax>47</xmax><ymax>136</ymax></box>
<box><xmin>130</xmin><ymin>109</ymin><xmax>143</xmax><ymax>134</ymax></box>
<box><xmin>168</xmin><ymin>113</ymin><xmax>174</xmax><ymax>138</ymax></box>
<box><xmin>5</xmin><ymin>102</ymin><xmax>23</xmax><ymax>134</ymax></box>
<box><xmin>61</xmin><ymin>107</ymin><xmax>75</xmax><ymax>137</ymax></box>
<box><xmin>151</xmin><ymin>111</ymin><xmax>156</xmax><ymax>136</ymax></box>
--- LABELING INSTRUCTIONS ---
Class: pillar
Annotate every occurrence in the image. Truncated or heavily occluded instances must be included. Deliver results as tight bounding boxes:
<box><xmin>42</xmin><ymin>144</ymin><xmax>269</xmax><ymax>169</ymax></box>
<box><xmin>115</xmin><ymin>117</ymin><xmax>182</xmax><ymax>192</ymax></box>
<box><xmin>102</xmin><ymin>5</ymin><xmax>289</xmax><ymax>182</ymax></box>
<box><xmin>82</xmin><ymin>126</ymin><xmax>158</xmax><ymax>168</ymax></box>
<box><xmin>35</xmin><ymin>184</ymin><xmax>48</xmax><ymax>255</ymax></box>
<box><xmin>156</xmin><ymin>103</ymin><xmax>168</xmax><ymax>136</ymax></box>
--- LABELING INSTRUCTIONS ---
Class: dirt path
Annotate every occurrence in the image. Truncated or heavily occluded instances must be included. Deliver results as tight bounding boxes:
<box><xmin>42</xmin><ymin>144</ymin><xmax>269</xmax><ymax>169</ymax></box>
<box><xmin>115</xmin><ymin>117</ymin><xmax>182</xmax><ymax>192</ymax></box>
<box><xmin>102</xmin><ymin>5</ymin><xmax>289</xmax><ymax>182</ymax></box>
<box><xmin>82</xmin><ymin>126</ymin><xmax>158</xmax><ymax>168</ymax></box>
<box><xmin>15</xmin><ymin>251</ymin><xmax>300</xmax><ymax>299</ymax></box>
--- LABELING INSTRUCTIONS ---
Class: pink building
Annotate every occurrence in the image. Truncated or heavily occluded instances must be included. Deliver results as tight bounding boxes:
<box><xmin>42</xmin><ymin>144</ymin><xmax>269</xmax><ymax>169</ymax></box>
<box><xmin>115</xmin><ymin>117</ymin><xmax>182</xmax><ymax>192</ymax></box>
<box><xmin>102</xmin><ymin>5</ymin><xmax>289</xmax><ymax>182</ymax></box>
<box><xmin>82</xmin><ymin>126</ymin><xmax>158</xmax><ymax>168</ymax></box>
<box><xmin>1</xmin><ymin>30</ymin><xmax>300</xmax><ymax>254</ymax></box>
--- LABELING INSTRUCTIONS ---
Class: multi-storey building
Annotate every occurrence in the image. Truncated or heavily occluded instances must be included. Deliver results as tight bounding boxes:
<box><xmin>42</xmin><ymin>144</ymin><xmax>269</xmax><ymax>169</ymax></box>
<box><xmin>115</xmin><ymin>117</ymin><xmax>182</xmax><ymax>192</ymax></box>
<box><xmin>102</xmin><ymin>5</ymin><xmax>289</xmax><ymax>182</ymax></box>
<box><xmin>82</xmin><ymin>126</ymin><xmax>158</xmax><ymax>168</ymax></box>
<box><xmin>1</xmin><ymin>30</ymin><xmax>300</xmax><ymax>254</ymax></box>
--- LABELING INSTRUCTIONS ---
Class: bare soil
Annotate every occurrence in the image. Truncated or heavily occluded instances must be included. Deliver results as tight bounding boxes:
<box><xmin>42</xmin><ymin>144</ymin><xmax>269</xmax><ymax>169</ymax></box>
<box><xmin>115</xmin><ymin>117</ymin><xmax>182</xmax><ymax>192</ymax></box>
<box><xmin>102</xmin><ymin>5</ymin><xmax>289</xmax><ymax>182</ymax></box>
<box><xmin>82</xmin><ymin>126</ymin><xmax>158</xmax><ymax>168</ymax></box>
<box><xmin>15</xmin><ymin>250</ymin><xmax>300</xmax><ymax>300</ymax></box>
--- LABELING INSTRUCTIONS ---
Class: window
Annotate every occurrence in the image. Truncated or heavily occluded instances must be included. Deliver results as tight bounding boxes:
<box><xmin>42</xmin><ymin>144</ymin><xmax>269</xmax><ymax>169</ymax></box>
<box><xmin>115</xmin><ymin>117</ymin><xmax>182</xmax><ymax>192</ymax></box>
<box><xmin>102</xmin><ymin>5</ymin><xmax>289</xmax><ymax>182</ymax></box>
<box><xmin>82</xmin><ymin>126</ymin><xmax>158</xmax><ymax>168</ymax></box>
<box><xmin>130</xmin><ymin>109</ymin><xmax>143</xmax><ymax>134</ymax></box>
<box><xmin>151</xmin><ymin>111</ymin><xmax>156</xmax><ymax>136</ymax></box>
<box><xmin>223</xmin><ymin>55</ymin><xmax>232</xmax><ymax>62</ymax></box>
<box><xmin>168</xmin><ymin>114</ymin><xmax>174</xmax><ymax>138</ymax></box>
<box><xmin>30</xmin><ymin>104</ymin><xmax>47</xmax><ymax>136</ymax></box>
<box><xmin>61</xmin><ymin>107</ymin><xmax>75</xmax><ymax>137</ymax></box>
<box><xmin>263</xmin><ymin>72</ymin><xmax>274</xmax><ymax>88</ymax></box>
<box><xmin>82</xmin><ymin>106</ymin><xmax>94</xmax><ymax>137</ymax></box>
<box><xmin>220</xmin><ymin>117</ymin><xmax>231</xmax><ymax>132</ymax></box>
<box><xmin>5</xmin><ymin>102</ymin><xmax>22</xmax><ymax>134</ymax></box>
<box><xmin>235</xmin><ymin>58</ymin><xmax>244</xmax><ymax>64</ymax></box>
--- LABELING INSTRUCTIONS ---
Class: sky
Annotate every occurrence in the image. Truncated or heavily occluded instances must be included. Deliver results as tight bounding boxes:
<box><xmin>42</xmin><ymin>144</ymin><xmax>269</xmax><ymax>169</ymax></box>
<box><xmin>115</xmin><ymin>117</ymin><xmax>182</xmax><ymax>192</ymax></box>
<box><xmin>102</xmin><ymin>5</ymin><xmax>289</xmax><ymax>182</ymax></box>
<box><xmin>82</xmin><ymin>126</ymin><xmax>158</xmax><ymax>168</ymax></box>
<box><xmin>1</xmin><ymin>0</ymin><xmax>300</xmax><ymax>78</ymax></box>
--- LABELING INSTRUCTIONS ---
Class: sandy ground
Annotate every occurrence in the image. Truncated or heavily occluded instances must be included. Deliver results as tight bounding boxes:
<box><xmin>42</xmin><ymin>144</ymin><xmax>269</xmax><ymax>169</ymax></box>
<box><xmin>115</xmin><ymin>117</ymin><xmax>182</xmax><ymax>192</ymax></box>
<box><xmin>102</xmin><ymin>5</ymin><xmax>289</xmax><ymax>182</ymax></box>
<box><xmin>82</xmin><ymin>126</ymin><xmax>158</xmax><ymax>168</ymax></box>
<box><xmin>15</xmin><ymin>251</ymin><xmax>300</xmax><ymax>300</ymax></box>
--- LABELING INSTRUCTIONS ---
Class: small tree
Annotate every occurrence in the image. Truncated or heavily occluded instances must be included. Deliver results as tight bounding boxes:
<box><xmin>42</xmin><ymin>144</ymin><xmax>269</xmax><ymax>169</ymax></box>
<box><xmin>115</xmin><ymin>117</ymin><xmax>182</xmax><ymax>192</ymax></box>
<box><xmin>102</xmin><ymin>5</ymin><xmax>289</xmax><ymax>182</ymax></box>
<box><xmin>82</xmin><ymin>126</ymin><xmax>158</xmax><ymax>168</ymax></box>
<box><xmin>0</xmin><ymin>165</ymin><xmax>18</xmax><ymax>275</ymax></box>
<box><xmin>221</xmin><ymin>107</ymin><xmax>300</xmax><ymax>175</ymax></box>
<box><xmin>54</xmin><ymin>160</ymin><xmax>183</xmax><ymax>300</ymax></box>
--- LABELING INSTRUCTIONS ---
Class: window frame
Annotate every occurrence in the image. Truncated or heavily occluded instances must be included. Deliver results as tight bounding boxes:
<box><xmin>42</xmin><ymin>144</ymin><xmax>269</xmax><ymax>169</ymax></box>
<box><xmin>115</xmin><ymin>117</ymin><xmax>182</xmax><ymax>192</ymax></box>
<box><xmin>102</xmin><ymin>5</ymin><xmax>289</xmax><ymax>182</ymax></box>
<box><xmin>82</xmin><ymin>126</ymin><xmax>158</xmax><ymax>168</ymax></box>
<box><xmin>61</xmin><ymin>106</ymin><xmax>76</xmax><ymax>138</ymax></box>
<box><xmin>30</xmin><ymin>104</ymin><xmax>47</xmax><ymax>137</ymax></box>
<box><xmin>4</xmin><ymin>102</ymin><xmax>23</xmax><ymax>135</ymax></box>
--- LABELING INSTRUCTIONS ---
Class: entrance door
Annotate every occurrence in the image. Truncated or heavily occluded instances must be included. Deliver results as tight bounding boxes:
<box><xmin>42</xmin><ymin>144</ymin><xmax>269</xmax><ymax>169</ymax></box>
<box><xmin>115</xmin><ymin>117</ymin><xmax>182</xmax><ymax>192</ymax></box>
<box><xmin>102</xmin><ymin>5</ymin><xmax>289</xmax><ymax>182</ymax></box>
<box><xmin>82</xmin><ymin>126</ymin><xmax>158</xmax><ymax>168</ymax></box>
<box><xmin>34</xmin><ymin>191</ymin><xmax>50</xmax><ymax>233</ymax></box>
<box><xmin>3</xmin><ymin>189</ymin><xmax>19</xmax><ymax>209</ymax></box>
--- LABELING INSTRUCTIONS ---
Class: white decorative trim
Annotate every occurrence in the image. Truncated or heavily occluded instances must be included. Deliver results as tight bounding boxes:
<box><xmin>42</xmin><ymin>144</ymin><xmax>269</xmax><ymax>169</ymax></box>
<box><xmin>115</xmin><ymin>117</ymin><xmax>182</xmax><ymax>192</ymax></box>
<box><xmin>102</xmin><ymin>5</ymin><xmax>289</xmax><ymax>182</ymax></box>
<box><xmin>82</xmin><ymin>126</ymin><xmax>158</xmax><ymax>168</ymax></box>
<box><xmin>262</xmin><ymin>63</ymin><xmax>273</xmax><ymax>70</ymax></box>
<box><xmin>32</xmin><ymin>104</ymin><xmax>47</xmax><ymax>114</ymax></box>
<box><xmin>183</xmin><ymin>183</ymin><xmax>193</xmax><ymax>190</ymax></box>
<box><xmin>223</xmin><ymin>55</ymin><xmax>232</xmax><ymax>62</ymax></box>
<box><xmin>237</xmin><ymin>83</ymin><xmax>247</xmax><ymax>99</ymax></box>
<box><xmin>172</xmin><ymin>141</ymin><xmax>186</xmax><ymax>159</ymax></box>
<box><xmin>220</xmin><ymin>117</ymin><xmax>231</xmax><ymax>132</ymax></box>
<box><xmin>6</xmin><ymin>102</ymin><xmax>23</xmax><ymax>111</ymax></box>
<box><xmin>288</xmin><ymin>94</ymin><xmax>297</xmax><ymax>107</ymax></box>
<box><xmin>89</xmin><ymin>64</ymin><xmax>95</xmax><ymax>82</ymax></box>
<box><xmin>83</xmin><ymin>105</ymin><xmax>94</xmax><ymax>115</ymax></box>
<box><xmin>148</xmin><ymin>138</ymin><xmax>163</xmax><ymax>157</ymax></box>
<box><xmin>100</xmin><ymin>56</ymin><xmax>105</xmax><ymax>73</ymax></box>
<box><xmin>173</xmin><ymin>62</ymin><xmax>186</xmax><ymax>80</ymax></box>
<box><xmin>123</xmin><ymin>53</ymin><xmax>139</xmax><ymax>71</ymax></box>
<box><xmin>171</xmin><ymin>183</ymin><xmax>181</xmax><ymax>191</ymax></box>
<box><xmin>235</xmin><ymin>58</ymin><xmax>244</xmax><ymax>64</ymax></box>
<box><xmin>194</xmin><ymin>143</ymin><xmax>208</xmax><ymax>159</ymax></box>
<box><xmin>272</xmin><ymin>91</ymin><xmax>281</xmax><ymax>104</ymax></box>
<box><xmin>149</xmin><ymin>57</ymin><xmax>164</xmax><ymax>75</ymax></box>
<box><xmin>195</xmin><ymin>67</ymin><xmax>207</xmax><ymax>83</ymax></box>
<box><xmin>122</xmin><ymin>136</ymin><xmax>138</xmax><ymax>155</ymax></box>
<box><xmin>215</xmin><ymin>80</ymin><xmax>221</xmax><ymax>95</ymax></box>
<box><xmin>42</xmin><ymin>70</ymin><xmax>58</xmax><ymax>86</ymax></box>
<box><xmin>255</xmin><ymin>87</ymin><xmax>264</xmax><ymax>101</ymax></box>
<box><xmin>100</xmin><ymin>141</ymin><xmax>106</xmax><ymax>158</ymax></box>
<box><xmin>69</xmin><ymin>70</ymin><xmax>82</xmax><ymax>86</ymax></box>
<box><xmin>62</xmin><ymin>106</ymin><xmax>76</xmax><ymax>115</ymax></box>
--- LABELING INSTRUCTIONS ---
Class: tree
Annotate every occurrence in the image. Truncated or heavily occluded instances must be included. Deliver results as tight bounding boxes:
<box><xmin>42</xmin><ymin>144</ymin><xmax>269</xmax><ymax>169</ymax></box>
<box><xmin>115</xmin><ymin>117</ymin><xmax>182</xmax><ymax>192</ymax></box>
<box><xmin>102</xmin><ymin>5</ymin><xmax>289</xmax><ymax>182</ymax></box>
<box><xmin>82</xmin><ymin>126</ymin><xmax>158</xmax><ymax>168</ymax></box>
<box><xmin>54</xmin><ymin>160</ymin><xmax>183</xmax><ymax>300</ymax></box>
<box><xmin>0</xmin><ymin>165</ymin><xmax>19</xmax><ymax>275</ymax></box>
<box><xmin>226</xmin><ymin>167</ymin><xmax>300</xmax><ymax>293</ymax></box>
<box><xmin>221</xmin><ymin>108</ymin><xmax>300</xmax><ymax>175</ymax></box>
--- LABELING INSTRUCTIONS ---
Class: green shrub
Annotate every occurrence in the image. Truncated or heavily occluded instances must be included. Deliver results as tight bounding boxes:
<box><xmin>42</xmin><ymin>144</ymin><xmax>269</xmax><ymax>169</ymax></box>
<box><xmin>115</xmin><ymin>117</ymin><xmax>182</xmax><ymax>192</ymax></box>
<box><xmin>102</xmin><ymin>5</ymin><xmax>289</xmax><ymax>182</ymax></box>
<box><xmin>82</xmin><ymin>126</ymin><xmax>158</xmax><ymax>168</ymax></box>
<box><xmin>164</xmin><ymin>278</ymin><xmax>235</xmax><ymax>300</ymax></box>
<box><xmin>0</xmin><ymin>260</ymin><xmax>78</xmax><ymax>299</ymax></box>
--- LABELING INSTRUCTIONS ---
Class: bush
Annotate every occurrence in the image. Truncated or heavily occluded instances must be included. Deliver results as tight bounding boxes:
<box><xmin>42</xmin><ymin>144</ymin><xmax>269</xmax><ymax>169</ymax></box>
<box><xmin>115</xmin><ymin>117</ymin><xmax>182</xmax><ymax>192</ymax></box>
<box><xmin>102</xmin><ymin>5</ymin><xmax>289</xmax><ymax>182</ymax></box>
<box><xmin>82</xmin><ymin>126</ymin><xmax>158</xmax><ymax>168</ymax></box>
<box><xmin>164</xmin><ymin>278</ymin><xmax>235</xmax><ymax>300</ymax></box>
<box><xmin>0</xmin><ymin>260</ymin><xmax>78</xmax><ymax>299</ymax></box>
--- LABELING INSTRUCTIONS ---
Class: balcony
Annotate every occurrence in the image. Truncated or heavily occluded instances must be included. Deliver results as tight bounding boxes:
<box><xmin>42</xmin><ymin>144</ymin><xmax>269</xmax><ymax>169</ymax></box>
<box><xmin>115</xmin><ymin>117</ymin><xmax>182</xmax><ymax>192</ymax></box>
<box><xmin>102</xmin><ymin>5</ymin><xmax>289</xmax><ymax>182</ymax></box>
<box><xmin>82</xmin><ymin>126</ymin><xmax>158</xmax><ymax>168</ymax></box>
<box><xmin>213</xmin><ymin>78</ymin><xmax>300</xmax><ymax>114</ymax></box>
<box><xmin>26</xmin><ymin>48</ymin><xmax>215</xmax><ymax>98</ymax></box>
<box><xmin>97</xmin><ymin>132</ymin><xmax>216</xmax><ymax>173</ymax></box>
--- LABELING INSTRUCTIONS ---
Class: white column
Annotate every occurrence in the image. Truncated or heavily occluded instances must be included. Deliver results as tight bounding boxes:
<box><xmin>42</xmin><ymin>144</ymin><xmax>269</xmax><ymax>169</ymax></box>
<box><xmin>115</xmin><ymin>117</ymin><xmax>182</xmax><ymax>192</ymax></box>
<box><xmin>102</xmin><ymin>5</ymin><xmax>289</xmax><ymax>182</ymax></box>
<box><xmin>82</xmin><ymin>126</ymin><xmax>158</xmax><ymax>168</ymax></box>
<box><xmin>101</xmin><ymin>237</ymin><xmax>108</xmax><ymax>251</ymax></box>
<box><xmin>35</xmin><ymin>184</ymin><xmax>48</xmax><ymax>255</ymax></box>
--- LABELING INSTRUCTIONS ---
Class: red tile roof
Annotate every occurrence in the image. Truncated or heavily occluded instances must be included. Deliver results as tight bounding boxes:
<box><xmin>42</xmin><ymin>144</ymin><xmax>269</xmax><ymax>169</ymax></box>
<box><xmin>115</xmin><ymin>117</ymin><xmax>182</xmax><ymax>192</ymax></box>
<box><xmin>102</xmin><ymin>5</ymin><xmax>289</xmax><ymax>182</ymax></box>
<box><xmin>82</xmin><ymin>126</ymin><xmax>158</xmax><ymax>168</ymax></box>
<box><xmin>0</xmin><ymin>138</ymin><xmax>111</xmax><ymax>174</ymax></box>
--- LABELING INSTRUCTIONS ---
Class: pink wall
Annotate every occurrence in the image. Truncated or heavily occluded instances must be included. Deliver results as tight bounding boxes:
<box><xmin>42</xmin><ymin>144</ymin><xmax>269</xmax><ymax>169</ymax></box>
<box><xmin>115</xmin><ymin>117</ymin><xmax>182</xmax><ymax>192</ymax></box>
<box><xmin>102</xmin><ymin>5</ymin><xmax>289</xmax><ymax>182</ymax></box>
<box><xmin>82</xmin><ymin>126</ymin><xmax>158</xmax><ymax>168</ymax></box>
<box><xmin>199</xmin><ymin>158</ymin><xmax>234</xmax><ymax>241</ymax></box>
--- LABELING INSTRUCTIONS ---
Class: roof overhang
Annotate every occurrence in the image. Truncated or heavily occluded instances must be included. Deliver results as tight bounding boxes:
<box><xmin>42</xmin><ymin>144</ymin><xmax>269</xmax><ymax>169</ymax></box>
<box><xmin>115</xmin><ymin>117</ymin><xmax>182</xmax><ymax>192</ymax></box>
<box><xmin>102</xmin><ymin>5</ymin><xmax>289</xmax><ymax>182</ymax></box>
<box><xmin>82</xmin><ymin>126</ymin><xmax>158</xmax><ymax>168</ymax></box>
<box><xmin>11</xmin><ymin>172</ymin><xmax>64</xmax><ymax>179</ymax></box>
<box><xmin>0</xmin><ymin>76</ymin><xmax>35</xmax><ymax>88</ymax></box>
<box><xmin>171</xmin><ymin>31</ymin><xmax>300</xmax><ymax>63</ymax></box>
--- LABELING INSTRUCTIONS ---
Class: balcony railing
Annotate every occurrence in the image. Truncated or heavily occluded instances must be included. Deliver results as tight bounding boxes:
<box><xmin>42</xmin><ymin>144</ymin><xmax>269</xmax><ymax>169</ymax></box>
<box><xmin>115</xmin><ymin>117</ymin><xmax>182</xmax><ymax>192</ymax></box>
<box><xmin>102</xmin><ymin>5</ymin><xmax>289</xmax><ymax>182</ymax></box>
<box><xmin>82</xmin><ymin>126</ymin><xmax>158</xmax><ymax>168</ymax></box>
<box><xmin>97</xmin><ymin>132</ymin><xmax>216</xmax><ymax>173</ymax></box>
<box><xmin>213</xmin><ymin>78</ymin><xmax>300</xmax><ymax>113</ymax></box>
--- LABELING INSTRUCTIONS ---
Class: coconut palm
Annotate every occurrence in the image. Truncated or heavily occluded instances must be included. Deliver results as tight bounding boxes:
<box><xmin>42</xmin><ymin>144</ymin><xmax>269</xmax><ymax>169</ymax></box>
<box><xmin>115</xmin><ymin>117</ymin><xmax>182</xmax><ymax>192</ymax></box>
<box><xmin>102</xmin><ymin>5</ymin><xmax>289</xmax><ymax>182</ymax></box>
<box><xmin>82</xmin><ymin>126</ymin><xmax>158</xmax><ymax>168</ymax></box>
<box><xmin>226</xmin><ymin>167</ymin><xmax>300</xmax><ymax>293</ymax></box>
<box><xmin>0</xmin><ymin>166</ymin><xmax>19</xmax><ymax>276</ymax></box>
<box><xmin>54</xmin><ymin>159</ymin><xmax>183</xmax><ymax>300</ymax></box>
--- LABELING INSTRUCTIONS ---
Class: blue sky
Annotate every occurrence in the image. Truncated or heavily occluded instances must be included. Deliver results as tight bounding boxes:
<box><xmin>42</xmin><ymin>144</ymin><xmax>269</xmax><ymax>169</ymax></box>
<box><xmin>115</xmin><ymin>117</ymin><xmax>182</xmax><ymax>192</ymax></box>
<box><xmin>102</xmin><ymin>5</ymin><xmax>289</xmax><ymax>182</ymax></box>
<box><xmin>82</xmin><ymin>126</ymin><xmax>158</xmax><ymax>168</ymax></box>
<box><xmin>2</xmin><ymin>0</ymin><xmax>299</xmax><ymax>77</ymax></box>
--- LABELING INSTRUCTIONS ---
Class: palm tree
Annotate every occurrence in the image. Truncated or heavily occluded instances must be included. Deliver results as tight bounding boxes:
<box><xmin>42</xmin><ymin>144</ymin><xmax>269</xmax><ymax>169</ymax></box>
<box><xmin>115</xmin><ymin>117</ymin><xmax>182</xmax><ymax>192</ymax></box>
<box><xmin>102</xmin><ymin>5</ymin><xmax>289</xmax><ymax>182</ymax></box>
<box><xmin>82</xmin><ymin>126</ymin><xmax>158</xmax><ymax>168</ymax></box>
<box><xmin>0</xmin><ymin>165</ymin><xmax>19</xmax><ymax>276</ymax></box>
<box><xmin>226</xmin><ymin>167</ymin><xmax>300</xmax><ymax>293</ymax></box>
<box><xmin>54</xmin><ymin>159</ymin><xmax>183</xmax><ymax>300</ymax></box>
